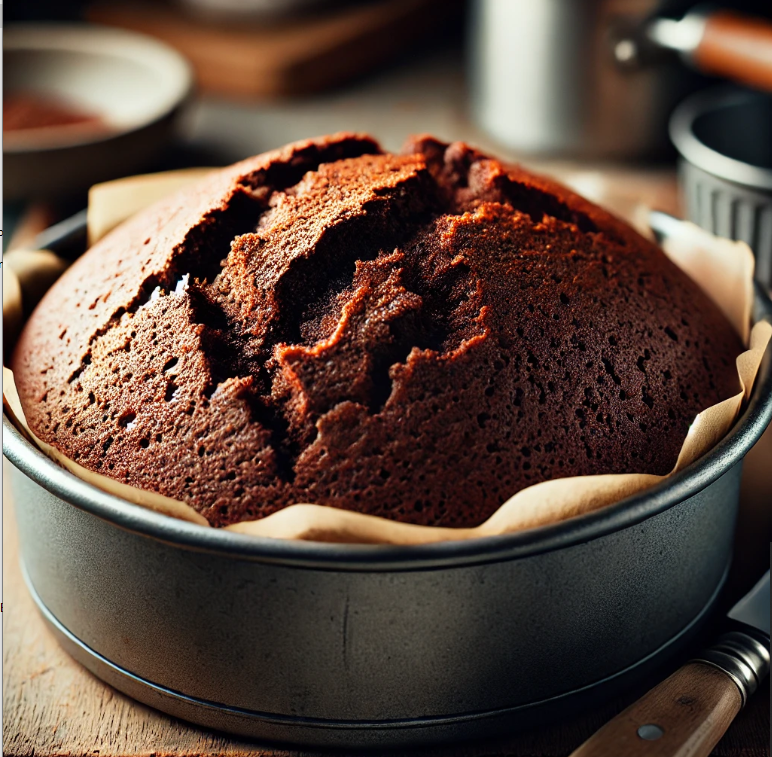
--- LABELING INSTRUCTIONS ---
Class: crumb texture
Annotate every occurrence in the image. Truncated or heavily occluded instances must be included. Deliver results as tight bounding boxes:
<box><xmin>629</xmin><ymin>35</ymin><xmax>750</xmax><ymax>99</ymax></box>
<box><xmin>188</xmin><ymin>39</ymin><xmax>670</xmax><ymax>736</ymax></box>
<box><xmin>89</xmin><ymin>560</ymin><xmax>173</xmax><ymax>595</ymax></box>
<box><xmin>12</xmin><ymin>133</ymin><xmax>744</xmax><ymax>527</ymax></box>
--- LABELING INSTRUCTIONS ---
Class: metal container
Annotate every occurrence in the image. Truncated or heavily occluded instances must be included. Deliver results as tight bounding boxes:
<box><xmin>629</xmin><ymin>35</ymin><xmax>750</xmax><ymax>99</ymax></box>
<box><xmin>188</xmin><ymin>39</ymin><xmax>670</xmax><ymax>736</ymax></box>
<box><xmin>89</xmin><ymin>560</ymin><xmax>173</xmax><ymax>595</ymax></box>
<box><xmin>671</xmin><ymin>87</ymin><xmax>772</xmax><ymax>289</ymax></box>
<box><xmin>470</xmin><ymin>1</ymin><xmax>772</xmax><ymax>159</ymax></box>
<box><xmin>4</xmin><ymin>280</ymin><xmax>772</xmax><ymax>749</ymax></box>
<box><xmin>469</xmin><ymin>0</ymin><xmax>692</xmax><ymax>158</ymax></box>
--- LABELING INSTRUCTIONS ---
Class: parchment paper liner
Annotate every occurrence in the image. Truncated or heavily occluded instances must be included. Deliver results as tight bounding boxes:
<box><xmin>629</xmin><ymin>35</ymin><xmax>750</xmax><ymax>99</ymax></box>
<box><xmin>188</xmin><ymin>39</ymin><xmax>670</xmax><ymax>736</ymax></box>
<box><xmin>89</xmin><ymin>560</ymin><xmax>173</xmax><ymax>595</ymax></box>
<box><xmin>3</xmin><ymin>170</ymin><xmax>770</xmax><ymax>544</ymax></box>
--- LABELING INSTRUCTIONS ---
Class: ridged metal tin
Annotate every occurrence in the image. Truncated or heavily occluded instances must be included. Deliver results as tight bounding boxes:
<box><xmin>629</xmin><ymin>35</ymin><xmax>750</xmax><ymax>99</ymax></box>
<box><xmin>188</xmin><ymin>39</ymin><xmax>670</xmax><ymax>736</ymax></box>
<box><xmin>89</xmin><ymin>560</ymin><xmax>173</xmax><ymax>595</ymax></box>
<box><xmin>671</xmin><ymin>88</ymin><xmax>772</xmax><ymax>289</ymax></box>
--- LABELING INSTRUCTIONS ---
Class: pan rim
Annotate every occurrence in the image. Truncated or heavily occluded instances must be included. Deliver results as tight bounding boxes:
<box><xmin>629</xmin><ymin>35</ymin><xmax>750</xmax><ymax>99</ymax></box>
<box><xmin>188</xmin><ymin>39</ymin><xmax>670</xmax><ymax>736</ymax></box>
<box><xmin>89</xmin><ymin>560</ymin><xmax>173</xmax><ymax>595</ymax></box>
<box><xmin>5</xmin><ymin>291</ymin><xmax>771</xmax><ymax>571</ymax></box>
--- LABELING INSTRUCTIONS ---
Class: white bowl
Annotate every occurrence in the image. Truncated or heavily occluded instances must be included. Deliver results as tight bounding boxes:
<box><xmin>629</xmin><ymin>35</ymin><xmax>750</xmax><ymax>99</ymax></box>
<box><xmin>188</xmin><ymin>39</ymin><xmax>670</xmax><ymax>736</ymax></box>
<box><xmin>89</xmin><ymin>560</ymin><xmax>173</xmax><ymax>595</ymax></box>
<box><xmin>4</xmin><ymin>24</ymin><xmax>194</xmax><ymax>200</ymax></box>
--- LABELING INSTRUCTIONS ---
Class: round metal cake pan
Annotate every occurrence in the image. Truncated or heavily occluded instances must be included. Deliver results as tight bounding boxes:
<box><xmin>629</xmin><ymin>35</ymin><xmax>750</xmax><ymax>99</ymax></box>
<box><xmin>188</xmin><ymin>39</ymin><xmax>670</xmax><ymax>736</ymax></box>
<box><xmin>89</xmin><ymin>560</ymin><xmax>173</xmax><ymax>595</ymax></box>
<box><xmin>4</xmin><ymin>287</ymin><xmax>772</xmax><ymax>749</ymax></box>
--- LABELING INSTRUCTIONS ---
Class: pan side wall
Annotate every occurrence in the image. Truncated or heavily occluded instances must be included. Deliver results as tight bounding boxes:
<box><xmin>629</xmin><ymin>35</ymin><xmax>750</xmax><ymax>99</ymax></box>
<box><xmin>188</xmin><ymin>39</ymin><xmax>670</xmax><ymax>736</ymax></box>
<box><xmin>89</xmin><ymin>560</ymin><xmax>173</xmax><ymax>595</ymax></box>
<box><xmin>12</xmin><ymin>464</ymin><xmax>739</xmax><ymax>722</ymax></box>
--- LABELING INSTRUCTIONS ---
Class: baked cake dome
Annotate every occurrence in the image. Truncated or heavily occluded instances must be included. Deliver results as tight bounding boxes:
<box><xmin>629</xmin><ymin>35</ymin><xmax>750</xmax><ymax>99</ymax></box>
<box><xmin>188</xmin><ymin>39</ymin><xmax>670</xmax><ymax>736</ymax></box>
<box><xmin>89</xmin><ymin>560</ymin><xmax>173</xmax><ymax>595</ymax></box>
<box><xmin>12</xmin><ymin>133</ymin><xmax>743</xmax><ymax>527</ymax></box>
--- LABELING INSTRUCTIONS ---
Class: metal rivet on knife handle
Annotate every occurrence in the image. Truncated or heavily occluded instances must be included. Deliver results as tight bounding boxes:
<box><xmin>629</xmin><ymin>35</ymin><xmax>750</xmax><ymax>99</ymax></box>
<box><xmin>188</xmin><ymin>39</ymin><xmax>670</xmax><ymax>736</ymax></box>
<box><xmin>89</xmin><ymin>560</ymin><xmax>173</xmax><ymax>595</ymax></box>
<box><xmin>637</xmin><ymin>724</ymin><xmax>664</xmax><ymax>740</ymax></box>
<box><xmin>568</xmin><ymin>662</ymin><xmax>742</xmax><ymax>756</ymax></box>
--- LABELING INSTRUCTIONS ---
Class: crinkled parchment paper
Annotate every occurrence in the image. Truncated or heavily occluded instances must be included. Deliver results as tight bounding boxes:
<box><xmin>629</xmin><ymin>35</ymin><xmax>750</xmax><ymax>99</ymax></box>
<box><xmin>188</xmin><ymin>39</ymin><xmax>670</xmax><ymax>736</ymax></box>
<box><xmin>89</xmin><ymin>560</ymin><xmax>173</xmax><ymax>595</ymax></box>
<box><xmin>3</xmin><ymin>171</ymin><xmax>771</xmax><ymax>544</ymax></box>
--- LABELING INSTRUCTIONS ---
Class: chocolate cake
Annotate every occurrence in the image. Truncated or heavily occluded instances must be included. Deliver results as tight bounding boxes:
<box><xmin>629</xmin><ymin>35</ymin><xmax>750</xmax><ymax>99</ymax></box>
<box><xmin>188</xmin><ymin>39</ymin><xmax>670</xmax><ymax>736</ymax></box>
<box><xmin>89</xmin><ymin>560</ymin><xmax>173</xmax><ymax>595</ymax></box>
<box><xmin>12</xmin><ymin>133</ymin><xmax>743</xmax><ymax>528</ymax></box>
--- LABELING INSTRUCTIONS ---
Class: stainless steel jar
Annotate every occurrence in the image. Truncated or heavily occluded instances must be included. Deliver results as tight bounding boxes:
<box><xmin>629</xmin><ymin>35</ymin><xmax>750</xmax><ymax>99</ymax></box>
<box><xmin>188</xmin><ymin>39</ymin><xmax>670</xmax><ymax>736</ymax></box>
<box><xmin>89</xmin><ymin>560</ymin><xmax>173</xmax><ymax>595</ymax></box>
<box><xmin>469</xmin><ymin>0</ymin><xmax>690</xmax><ymax>158</ymax></box>
<box><xmin>470</xmin><ymin>0</ymin><xmax>772</xmax><ymax>159</ymax></box>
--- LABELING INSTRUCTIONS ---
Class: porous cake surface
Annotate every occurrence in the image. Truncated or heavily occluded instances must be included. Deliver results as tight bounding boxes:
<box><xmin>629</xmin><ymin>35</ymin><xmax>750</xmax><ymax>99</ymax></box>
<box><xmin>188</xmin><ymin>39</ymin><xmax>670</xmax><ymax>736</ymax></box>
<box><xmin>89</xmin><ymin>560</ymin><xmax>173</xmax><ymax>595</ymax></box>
<box><xmin>13</xmin><ymin>134</ymin><xmax>743</xmax><ymax>527</ymax></box>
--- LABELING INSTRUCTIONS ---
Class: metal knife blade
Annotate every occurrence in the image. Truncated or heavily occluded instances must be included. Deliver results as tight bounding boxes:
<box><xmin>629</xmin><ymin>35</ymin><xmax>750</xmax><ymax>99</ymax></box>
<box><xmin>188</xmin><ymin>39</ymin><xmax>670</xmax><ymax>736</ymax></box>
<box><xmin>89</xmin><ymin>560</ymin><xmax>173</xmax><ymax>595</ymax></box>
<box><xmin>728</xmin><ymin>570</ymin><xmax>770</xmax><ymax>635</ymax></box>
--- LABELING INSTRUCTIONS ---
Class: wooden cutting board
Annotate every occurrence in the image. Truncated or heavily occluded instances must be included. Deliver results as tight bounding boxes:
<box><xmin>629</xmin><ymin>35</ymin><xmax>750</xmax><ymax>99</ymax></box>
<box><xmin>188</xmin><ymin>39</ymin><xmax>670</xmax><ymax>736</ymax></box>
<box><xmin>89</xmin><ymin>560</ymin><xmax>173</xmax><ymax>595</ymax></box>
<box><xmin>86</xmin><ymin>0</ymin><xmax>463</xmax><ymax>99</ymax></box>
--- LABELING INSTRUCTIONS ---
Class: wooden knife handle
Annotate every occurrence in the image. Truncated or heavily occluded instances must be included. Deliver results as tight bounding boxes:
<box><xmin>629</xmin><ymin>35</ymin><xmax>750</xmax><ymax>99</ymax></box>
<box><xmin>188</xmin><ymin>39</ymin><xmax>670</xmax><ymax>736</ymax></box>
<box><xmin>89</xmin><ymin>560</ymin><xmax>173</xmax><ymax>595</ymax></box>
<box><xmin>694</xmin><ymin>11</ymin><xmax>772</xmax><ymax>92</ymax></box>
<box><xmin>569</xmin><ymin>662</ymin><xmax>742</xmax><ymax>757</ymax></box>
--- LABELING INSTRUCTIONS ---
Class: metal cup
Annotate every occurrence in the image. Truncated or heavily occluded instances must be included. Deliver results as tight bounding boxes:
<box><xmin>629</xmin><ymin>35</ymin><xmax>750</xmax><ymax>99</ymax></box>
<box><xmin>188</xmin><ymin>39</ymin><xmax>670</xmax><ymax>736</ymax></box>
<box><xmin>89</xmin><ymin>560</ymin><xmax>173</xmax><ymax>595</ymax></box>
<box><xmin>469</xmin><ymin>0</ymin><xmax>691</xmax><ymax>158</ymax></box>
<box><xmin>670</xmin><ymin>87</ymin><xmax>772</xmax><ymax>289</ymax></box>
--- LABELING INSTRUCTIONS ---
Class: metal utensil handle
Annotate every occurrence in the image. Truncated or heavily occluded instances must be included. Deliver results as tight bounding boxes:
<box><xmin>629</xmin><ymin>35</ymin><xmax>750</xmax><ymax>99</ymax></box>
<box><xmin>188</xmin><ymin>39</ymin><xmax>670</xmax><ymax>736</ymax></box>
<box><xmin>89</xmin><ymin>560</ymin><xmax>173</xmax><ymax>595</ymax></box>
<box><xmin>569</xmin><ymin>629</ymin><xmax>770</xmax><ymax>756</ymax></box>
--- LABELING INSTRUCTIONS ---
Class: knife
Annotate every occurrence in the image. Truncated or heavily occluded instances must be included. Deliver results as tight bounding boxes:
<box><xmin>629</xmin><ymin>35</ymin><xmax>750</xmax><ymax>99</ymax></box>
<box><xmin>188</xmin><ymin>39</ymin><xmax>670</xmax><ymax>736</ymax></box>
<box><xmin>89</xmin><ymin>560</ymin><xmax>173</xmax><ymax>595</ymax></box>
<box><xmin>570</xmin><ymin>571</ymin><xmax>770</xmax><ymax>756</ymax></box>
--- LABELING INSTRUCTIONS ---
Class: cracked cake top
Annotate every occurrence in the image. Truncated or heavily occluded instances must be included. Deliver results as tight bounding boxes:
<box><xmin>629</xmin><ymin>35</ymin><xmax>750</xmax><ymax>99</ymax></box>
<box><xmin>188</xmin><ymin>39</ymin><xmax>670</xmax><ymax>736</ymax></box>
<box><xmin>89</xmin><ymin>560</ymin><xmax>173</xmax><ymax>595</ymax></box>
<box><xmin>12</xmin><ymin>133</ymin><xmax>743</xmax><ymax>528</ymax></box>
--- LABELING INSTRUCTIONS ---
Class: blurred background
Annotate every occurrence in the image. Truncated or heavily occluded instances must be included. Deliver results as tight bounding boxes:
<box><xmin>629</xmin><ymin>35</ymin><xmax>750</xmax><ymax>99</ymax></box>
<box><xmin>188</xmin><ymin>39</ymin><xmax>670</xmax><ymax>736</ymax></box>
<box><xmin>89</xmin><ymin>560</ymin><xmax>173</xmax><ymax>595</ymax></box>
<box><xmin>4</xmin><ymin>0</ymin><xmax>772</xmax><ymax>276</ymax></box>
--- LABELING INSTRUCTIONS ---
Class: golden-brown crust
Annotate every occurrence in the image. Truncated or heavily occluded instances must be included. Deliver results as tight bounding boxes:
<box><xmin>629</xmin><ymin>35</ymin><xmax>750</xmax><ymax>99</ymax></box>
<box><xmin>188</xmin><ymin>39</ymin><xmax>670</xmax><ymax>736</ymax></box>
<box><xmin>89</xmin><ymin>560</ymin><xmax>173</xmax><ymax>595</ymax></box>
<box><xmin>13</xmin><ymin>133</ymin><xmax>743</xmax><ymax>527</ymax></box>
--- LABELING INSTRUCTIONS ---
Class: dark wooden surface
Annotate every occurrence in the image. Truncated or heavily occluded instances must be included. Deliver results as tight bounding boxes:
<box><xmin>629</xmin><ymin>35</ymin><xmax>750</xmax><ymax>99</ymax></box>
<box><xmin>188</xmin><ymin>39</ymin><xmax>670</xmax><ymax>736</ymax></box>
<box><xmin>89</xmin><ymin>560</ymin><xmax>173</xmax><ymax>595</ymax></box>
<box><xmin>86</xmin><ymin>0</ymin><xmax>463</xmax><ymax>99</ymax></box>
